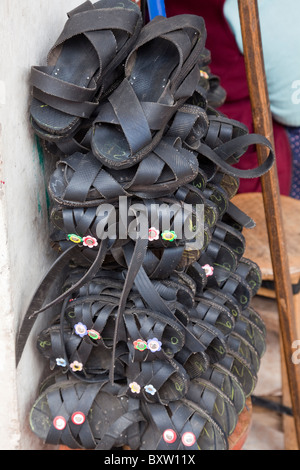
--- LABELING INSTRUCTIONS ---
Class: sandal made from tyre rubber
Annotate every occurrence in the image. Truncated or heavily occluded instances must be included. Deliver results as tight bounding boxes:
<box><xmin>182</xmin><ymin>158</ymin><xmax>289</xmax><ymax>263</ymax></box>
<box><xmin>242</xmin><ymin>305</ymin><xmax>266</xmax><ymax>337</ymax></box>
<box><xmin>36</xmin><ymin>322</ymin><xmax>127</xmax><ymax>383</ymax></box>
<box><xmin>71</xmin><ymin>270</ymin><xmax>213</xmax><ymax>377</ymax></box>
<box><xmin>170</xmin><ymin>103</ymin><xmax>274</xmax><ymax>180</ymax></box>
<box><xmin>120</xmin><ymin>249</ymin><xmax>228</xmax><ymax>366</ymax></box>
<box><xmin>166</xmin><ymin>101</ymin><xmax>260</xmax><ymax>184</ymax></box>
<box><xmin>65</xmin><ymin>296</ymin><xmax>186</xmax><ymax>360</ymax></box>
<box><xmin>202</xmin><ymin>182</ymin><xmax>230</xmax><ymax>220</ymax></box>
<box><xmin>222</xmin><ymin>200</ymin><xmax>256</xmax><ymax>230</ymax></box>
<box><xmin>30</xmin><ymin>0</ymin><xmax>143</xmax><ymax>140</ymax></box>
<box><xmin>203</xmin><ymin>107</ymin><xmax>249</xmax><ymax>153</ymax></box>
<box><xmin>192</xmin><ymin>297</ymin><xmax>236</xmax><ymax>337</ymax></box>
<box><xmin>173</xmin><ymin>183</ymin><xmax>219</xmax><ymax>244</ymax></box>
<box><xmin>91</xmin><ymin>14</ymin><xmax>207</xmax><ymax>169</ymax></box>
<box><xmin>200</xmin><ymin>363</ymin><xmax>246</xmax><ymax>416</ymax></box>
<box><xmin>220</xmin><ymin>257</ymin><xmax>261</xmax><ymax>308</ymax></box>
<box><xmin>29</xmin><ymin>378</ymin><xmax>146</xmax><ymax>449</ymax></box>
<box><xmin>92</xmin><ymin>261</ymin><xmax>228</xmax><ymax>368</ymax></box>
<box><xmin>16</xmin><ymin>224</ymin><xmax>199</xmax><ymax>367</ymax></box>
<box><xmin>123</xmin><ymin>357</ymin><xmax>190</xmax><ymax>405</ymax></box>
<box><xmin>212</xmin><ymin>221</ymin><xmax>246</xmax><ymax>261</ymax></box>
<box><xmin>36</xmin><ymin>284</ymin><xmax>187</xmax><ymax>381</ymax></box>
<box><xmin>218</xmin><ymin>350</ymin><xmax>257</xmax><ymax>398</ymax></box>
<box><xmin>226</xmin><ymin>329</ymin><xmax>261</xmax><ymax>376</ymax></box>
<box><xmin>235</xmin><ymin>257</ymin><xmax>262</xmax><ymax>297</ymax></box>
<box><xmin>185</xmin><ymin>376</ymin><xmax>238</xmax><ymax>437</ymax></box>
<box><xmin>48</xmin><ymin>137</ymin><xmax>199</xmax><ymax>207</ymax></box>
<box><xmin>233</xmin><ymin>312</ymin><xmax>266</xmax><ymax>359</ymax></box>
<box><xmin>196</xmin><ymin>237</ymin><xmax>239</xmax><ymax>288</ymax></box>
<box><xmin>184</xmin><ymin>118</ymin><xmax>275</xmax><ymax>181</ymax></box>
<box><xmin>210</xmin><ymin>170</ymin><xmax>240</xmax><ymax>200</ymax></box>
<box><xmin>41</xmin><ymin>124</ymin><xmax>93</xmax><ymax>158</ymax></box>
<box><xmin>139</xmin><ymin>399</ymin><xmax>228</xmax><ymax>450</ymax></box>
<box><xmin>199</xmin><ymin>286</ymin><xmax>242</xmax><ymax>322</ymax></box>
<box><xmin>189</xmin><ymin>66</ymin><xmax>227</xmax><ymax>110</ymax></box>
<box><xmin>49</xmin><ymin>191</ymin><xmax>211</xmax><ymax>278</ymax></box>
<box><xmin>220</xmin><ymin>271</ymin><xmax>253</xmax><ymax>311</ymax></box>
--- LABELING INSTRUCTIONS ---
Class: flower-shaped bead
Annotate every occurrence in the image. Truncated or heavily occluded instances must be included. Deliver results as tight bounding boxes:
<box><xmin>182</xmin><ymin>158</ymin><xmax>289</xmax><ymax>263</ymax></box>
<box><xmin>161</xmin><ymin>230</ymin><xmax>177</xmax><ymax>242</ymax></box>
<box><xmin>200</xmin><ymin>69</ymin><xmax>209</xmax><ymax>79</ymax></box>
<box><xmin>56</xmin><ymin>357</ymin><xmax>67</xmax><ymax>367</ymax></box>
<box><xmin>83</xmin><ymin>236</ymin><xmax>98</xmax><ymax>248</ymax></box>
<box><xmin>70</xmin><ymin>361</ymin><xmax>83</xmax><ymax>372</ymax></box>
<box><xmin>74</xmin><ymin>322</ymin><xmax>88</xmax><ymax>338</ymax></box>
<box><xmin>202</xmin><ymin>264</ymin><xmax>214</xmax><ymax>277</ymax></box>
<box><xmin>87</xmin><ymin>329</ymin><xmax>101</xmax><ymax>340</ymax></box>
<box><xmin>144</xmin><ymin>384</ymin><xmax>157</xmax><ymax>396</ymax></box>
<box><xmin>147</xmin><ymin>338</ymin><xmax>162</xmax><ymax>353</ymax></box>
<box><xmin>129</xmin><ymin>382</ymin><xmax>141</xmax><ymax>394</ymax></box>
<box><xmin>133</xmin><ymin>339</ymin><xmax>147</xmax><ymax>351</ymax></box>
<box><xmin>148</xmin><ymin>227</ymin><xmax>160</xmax><ymax>241</ymax></box>
<box><xmin>68</xmin><ymin>234</ymin><xmax>83</xmax><ymax>244</ymax></box>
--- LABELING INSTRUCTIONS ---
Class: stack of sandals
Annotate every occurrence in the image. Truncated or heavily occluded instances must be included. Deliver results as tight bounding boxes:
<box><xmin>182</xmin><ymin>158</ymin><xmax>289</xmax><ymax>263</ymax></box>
<box><xmin>19</xmin><ymin>0</ymin><xmax>275</xmax><ymax>451</ymax></box>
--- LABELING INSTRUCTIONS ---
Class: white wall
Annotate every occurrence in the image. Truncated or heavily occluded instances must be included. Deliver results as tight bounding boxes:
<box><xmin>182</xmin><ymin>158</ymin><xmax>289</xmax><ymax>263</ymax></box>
<box><xmin>0</xmin><ymin>0</ymin><xmax>83</xmax><ymax>450</ymax></box>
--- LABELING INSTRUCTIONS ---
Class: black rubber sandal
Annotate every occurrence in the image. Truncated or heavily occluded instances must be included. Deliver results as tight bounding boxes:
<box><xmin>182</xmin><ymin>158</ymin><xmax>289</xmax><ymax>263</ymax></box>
<box><xmin>218</xmin><ymin>351</ymin><xmax>257</xmax><ymax>398</ymax></box>
<box><xmin>226</xmin><ymin>331</ymin><xmax>261</xmax><ymax>376</ymax></box>
<box><xmin>185</xmin><ymin>376</ymin><xmax>238</xmax><ymax>437</ymax></box>
<box><xmin>203</xmin><ymin>107</ymin><xmax>249</xmax><ymax>152</ymax></box>
<box><xmin>29</xmin><ymin>378</ymin><xmax>146</xmax><ymax>449</ymax></box>
<box><xmin>196</xmin><ymin>237</ymin><xmax>239</xmax><ymax>287</ymax></box>
<box><xmin>220</xmin><ymin>271</ymin><xmax>253</xmax><ymax>311</ymax></box>
<box><xmin>233</xmin><ymin>312</ymin><xmax>266</xmax><ymax>359</ymax></box>
<box><xmin>200</xmin><ymin>363</ymin><xmax>246</xmax><ymax>416</ymax></box>
<box><xmin>210</xmin><ymin>170</ymin><xmax>240</xmax><ymax>200</ymax></box>
<box><xmin>123</xmin><ymin>357</ymin><xmax>190</xmax><ymax>405</ymax></box>
<box><xmin>139</xmin><ymin>399</ymin><xmax>228</xmax><ymax>450</ymax></box>
<box><xmin>241</xmin><ymin>305</ymin><xmax>267</xmax><ymax>337</ymax></box>
<box><xmin>235</xmin><ymin>257</ymin><xmax>262</xmax><ymax>297</ymax></box>
<box><xmin>17</xmin><ymin>192</ymin><xmax>208</xmax><ymax>367</ymax></box>
<box><xmin>212</xmin><ymin>221</ymin><xmax>246</xmax><ymax>261</ymax></box>
<box><xmin>65</xmin><ymin>295</ymin><xmax>186</xmax><ymax>360</ymax></box>
<box><xmin>48</xmin><ymin>138</ymin><xmax>199</xmax><ymax>207</ymax></box>
<box><xmin>30</xmin><ymin>0</ymin><xmax>143</xmax><ymax>140</ymax></box>
<box><xmin>192</xmin><ymin>297</ymin><xmax>236</xmax><ymax>336</ymax></box>
<box><xmin>91</xmin><ymin>14</ymin><xmax>207</xmax><ymax>169</ymax></box>
<box><xmin>36</xmin><ymin>321</ymin><xmax>127</xmax><ymax>383</ymax></box>
<box><xmin>199</xmin><ymin>286</ymin><xmax>242</xmax><ymax>321</ymax></box>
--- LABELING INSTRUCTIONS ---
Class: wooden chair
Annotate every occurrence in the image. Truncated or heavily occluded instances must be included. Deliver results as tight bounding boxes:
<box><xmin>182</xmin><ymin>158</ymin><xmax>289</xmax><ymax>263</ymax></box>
<box><xmin>232</xmin><ymin>192</ymin><xmax>300</xmax><ymax>449</ymax></box>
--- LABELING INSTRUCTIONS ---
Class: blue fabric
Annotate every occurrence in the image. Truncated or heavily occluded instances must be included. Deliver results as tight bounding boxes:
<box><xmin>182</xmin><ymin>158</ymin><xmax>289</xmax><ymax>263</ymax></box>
<box><xmin>147</xmin><ymin>0</ymin><xmax>166</xmax><ymax>20</ymax></box>
<box><xmin>223</xmin><ymin>0</ymin><xmax>300</xmax><ymax>127</ymax></box>
<box><xmin>286</xmin><ymin>127</ymin><xmax>300</xmax><ymax>199</ymax></box>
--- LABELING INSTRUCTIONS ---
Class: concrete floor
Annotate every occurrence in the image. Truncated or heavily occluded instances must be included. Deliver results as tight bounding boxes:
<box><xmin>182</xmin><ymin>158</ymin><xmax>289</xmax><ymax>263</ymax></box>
<box><xmin>242</xmin><ymin>295</ymin><xmax>285</xmax><ymax>451</ymax></box>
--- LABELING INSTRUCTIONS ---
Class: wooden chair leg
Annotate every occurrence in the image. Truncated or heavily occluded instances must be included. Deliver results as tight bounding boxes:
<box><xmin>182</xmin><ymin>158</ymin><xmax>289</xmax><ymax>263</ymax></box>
<box><xmin>294</xmin><ymin>291</ymin><xmax>300</xmax><ymax>343</ymax></box>
<box><xmin>238</xmin><ymin>0</ymin><xmax>300</xmax><ymax>447</ymax></box>
<box><xmin>281</xmin><ymin>291</ymin><xmax>300</xmax><ymax>450</ymax></box>
<box><xmin>281</xmin><ymin>336</ymin><xmax>298</xmax><ymax>450</ymax></box>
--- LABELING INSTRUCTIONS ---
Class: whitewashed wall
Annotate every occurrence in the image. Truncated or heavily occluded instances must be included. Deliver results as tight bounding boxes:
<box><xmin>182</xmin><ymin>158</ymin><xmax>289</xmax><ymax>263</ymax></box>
<box><xmin>0</xmin><ymin>0</ymin><xmax>83</xmax><ymax>450</ymax></box>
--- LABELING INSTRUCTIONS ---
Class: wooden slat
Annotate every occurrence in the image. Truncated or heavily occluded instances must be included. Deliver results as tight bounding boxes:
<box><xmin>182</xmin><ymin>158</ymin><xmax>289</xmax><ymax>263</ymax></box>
<box><xmin>238</xmin><ymin>0</ymin><xmax>300</xmax><ymax>448</ymax></box>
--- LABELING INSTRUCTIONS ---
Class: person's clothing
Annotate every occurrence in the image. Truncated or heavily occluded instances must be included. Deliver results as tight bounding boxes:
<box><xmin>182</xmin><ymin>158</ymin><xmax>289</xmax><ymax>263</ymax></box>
<box><xmin>224</xmin><ymin>0</ymin><xmax>300</xmax><ymax>127</ymax></box>
<box><xmin>164</xmin><ymin>0</ymin><xmax>292</xmax><ymax>195</ymax></box>
<box><xmin>286</xmin><ymin>127</ymin><xmax>300</xmax><ymax>199</ymax></box>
